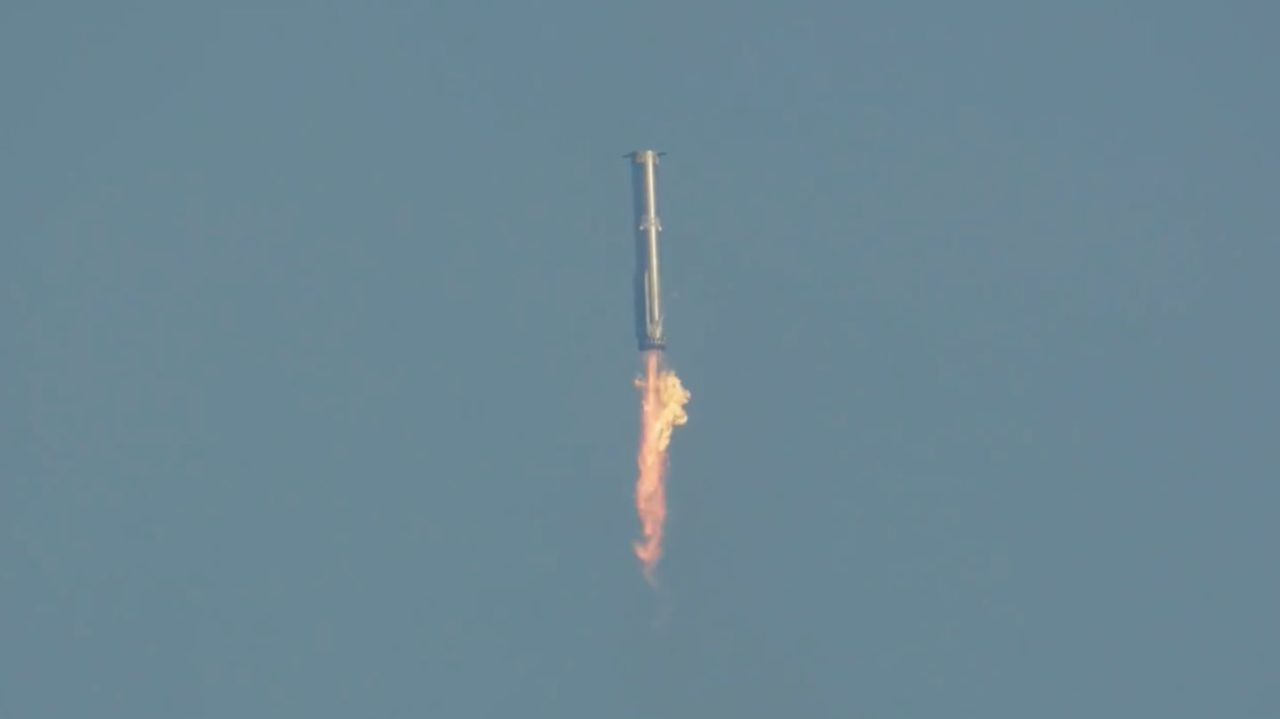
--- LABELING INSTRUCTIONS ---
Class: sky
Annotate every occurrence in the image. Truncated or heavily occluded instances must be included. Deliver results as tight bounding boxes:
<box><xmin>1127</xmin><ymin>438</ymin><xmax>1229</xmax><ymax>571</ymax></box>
<box><xmin>3</xmin><ymin>1</ymin><xmax>1277</xmax><ymax>716</ymax></box>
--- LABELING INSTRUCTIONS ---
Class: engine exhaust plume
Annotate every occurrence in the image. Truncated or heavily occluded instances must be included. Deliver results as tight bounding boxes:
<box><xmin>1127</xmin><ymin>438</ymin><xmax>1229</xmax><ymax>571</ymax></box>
<box><xmin>634</xmin><ymin>350</ymin><xmax>690</xmax><ymax>585</ymax></box>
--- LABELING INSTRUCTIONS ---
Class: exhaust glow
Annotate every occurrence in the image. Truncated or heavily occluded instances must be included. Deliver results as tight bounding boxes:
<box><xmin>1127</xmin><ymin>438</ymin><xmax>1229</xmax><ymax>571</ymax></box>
<box><xmin>633</xmin><ymin>350</ymin><xmax>690</xmax><ymax>585</ymax></box>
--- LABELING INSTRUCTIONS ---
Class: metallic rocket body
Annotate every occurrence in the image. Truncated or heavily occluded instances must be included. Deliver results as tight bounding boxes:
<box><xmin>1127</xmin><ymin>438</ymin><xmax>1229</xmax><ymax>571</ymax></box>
<box><xmin>628</xmin><ymin>150</ymin><xmax>666</xmax><ymax>351</ymax></box>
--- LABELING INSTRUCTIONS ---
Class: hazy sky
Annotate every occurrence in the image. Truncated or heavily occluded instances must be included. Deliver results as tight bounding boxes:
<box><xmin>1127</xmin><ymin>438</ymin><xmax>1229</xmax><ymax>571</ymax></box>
<box><xmin>3</xmin><ymin>2</ymin><xmax>1277</xmax><ymax>716</ymax></box>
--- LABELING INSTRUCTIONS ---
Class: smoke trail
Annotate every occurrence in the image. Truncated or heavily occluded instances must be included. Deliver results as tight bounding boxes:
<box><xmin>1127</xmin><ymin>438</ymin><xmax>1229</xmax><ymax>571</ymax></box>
<box><xmin>634</xmin><ymin>350</ymin><xmax>691</xmax><ymax>585</ymax></box>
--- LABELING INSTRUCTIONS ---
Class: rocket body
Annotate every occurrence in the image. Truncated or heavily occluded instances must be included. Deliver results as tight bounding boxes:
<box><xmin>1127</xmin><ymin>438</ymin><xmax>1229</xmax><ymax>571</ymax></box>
<box><xmin>629</xmin><ymin>150</ymin><xmax>666</xmax><ymax>351</ymax></box>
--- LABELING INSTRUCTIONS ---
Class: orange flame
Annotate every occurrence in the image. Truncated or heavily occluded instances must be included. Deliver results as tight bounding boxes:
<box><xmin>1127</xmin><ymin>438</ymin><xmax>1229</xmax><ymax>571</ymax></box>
<box><xmin>634</xmin><ymin>350</ymin><xmax>690</xmax><ymax>585</ymax></box>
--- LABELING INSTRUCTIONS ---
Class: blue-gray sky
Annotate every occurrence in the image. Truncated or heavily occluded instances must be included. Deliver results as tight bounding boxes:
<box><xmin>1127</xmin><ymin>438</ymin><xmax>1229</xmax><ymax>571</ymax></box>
<box><xmin>3</xmin><ymin>2</ymin><xmax>1276</xmax><ymax>716</ymax></box>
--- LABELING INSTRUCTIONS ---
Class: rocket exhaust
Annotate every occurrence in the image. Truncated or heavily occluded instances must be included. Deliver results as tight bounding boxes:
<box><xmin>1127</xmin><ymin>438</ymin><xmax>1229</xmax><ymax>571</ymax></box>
<box><xmin>633</xmin><ymin>349</ymin><xmax>689</xmax><ymax>584</ymax></box>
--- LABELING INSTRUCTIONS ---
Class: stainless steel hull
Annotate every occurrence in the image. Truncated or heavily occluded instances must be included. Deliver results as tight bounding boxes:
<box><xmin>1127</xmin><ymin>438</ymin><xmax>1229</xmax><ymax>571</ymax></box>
<box><xmin>628</xmin><ymin>150</ymin><xmax>666</xmax><ymax>351</ymax></box>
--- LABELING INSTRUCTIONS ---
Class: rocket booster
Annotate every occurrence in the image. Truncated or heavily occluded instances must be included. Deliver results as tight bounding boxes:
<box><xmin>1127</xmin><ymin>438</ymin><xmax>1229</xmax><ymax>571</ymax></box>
<box><xmin>628</xmin><ymin>149</ymin><xmax>666</xmax><ymax>351</ymax></box>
